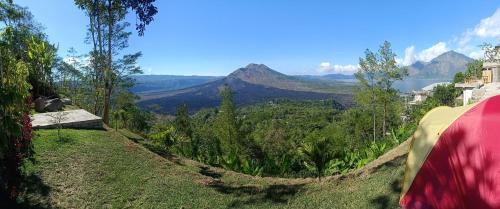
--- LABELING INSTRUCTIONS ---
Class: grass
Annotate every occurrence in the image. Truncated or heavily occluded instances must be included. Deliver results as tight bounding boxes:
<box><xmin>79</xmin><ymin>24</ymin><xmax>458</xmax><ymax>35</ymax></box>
<box><xmin>16</xmin><ymin>129</ymin><xmax>404</xmax><ymax>208</ymax></box>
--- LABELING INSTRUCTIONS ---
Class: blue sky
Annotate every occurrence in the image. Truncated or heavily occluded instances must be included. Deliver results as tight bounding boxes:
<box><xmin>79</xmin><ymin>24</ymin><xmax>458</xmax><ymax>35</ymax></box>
<box><xmin>14</xmin><ymin>0</ymin><xmax>500</xmax><ymax>76</ymax></box>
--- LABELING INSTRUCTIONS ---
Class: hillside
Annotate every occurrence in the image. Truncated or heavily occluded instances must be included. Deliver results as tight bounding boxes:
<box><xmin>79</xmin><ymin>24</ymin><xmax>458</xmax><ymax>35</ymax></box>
<box><xmin>407</xmin><ymin>51</ymin><xmax>473</xmax><ymax>79</ymax></box>
<box><xmin>137</xmin><ymin>64</ymin><xmax>354</xmax><ymax>114</ymax></box>
<box><xmin>15</xmin><ymin>129</ymin><xmax>406</xmax><ymax>208</ymax></box>
<box><xmin>130</xmin><ymin>75</ymin><xmax>222</xmax><ymax>94</ymax></box>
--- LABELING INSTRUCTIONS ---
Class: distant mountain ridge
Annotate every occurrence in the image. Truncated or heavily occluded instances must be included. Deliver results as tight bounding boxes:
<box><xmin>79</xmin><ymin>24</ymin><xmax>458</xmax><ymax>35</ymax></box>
<box><xmin>227</xmin><ymin>64</ymin><xmax>327</xmax><ymax>92</ymax></box>
<box><xmin>130</xmin><ymin>75</ymin><xmax>221</xmax><ymax>94</ymax></box>
<box><xmin>407</xmin><ymin>51</ymin><xmax>474</xmax><ymax>79</ymax></box>
<box><xmin>296</xmin><ymin>74</ymin><xmax>356</xmax><ymax>81</ymax></box>
<box><xmin>137</xmin><ymin>64</ymin><xmax>354</xmax><ymax>114</ymax></box>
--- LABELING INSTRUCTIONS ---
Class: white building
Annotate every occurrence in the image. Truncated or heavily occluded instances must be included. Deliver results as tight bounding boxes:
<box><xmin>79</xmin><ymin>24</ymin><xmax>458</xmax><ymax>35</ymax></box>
<box><xmin>408</xmin><ymin>82</ymin><xmax>451</xmax><ymax>105</ymax></box>
<box><xmin>455</xmin><ymin>82</ymin><xmax>483</xmax><ymax>105</ymax></box>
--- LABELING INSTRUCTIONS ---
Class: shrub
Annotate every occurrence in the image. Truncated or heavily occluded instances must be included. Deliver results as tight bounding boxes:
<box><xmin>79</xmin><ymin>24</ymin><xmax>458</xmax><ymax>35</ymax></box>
<box><xmin>0</xmin><ymin>45</ymin><xmax>33</xmax><ymax>199</ymax></box>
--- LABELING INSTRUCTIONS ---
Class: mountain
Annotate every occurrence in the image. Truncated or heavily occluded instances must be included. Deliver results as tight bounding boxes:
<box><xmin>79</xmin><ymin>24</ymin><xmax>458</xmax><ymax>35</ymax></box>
<box><xmin>130</xmin><ymin>75</ymin><xmax>221</xmax><ymax>94</ymax></box>
<box><xmin>407</xmin><ymin>51</ymin><xmax>474</xmax><ymax>79</ymax></box>
<box><xmin>228</xmin><ymin>64</ymin><xmax>331</xmax><ymax>92</ymax></box>
<box><xmin>137</xmin><ymin>64</ymin><xmax>354</xmax><ymax>114</ymax></box>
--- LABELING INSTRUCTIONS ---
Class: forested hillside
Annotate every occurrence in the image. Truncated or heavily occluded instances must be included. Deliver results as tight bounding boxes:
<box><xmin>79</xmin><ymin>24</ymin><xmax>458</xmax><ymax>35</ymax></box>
<box><xmin>130</xmin><ymin>75</ymin><xmax>221</xmax><ymax>94</ymax></box>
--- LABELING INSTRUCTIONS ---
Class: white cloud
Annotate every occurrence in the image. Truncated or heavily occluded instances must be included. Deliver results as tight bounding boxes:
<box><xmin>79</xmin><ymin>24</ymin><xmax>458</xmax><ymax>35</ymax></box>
<box><xmin>146</xmin><ymin>67</ymin><xmax>153</xmax><ymax>75</ymax></box>
<box><xmin>63</xmin><ymin>56</ymin><xmax>92</xmax><ymax>67</ymax></box>
<box><xmin>399</xmin><ymin>46</ymin><xmax>417</xmax><ymax>66</ymax></box>
<box><xmin>418</xmin><ymin>42</ymin><xmax>449</xmax><ymax>62</ymax></box>
<box><xmin>398</xmin><ymin>9</ymin><xmax>500</xmax><ymax>66</ymax></box>
<box><xmin>458</xmin><ymin>9</ymin><xmax>500</xmax><ymax>53</ymax></box>
<box><xmin>63</xmin><ymin>57</ymin><xmax>79</xmax><ymax>65</ymax></box>
<box><xmin>399</xmin><ymin>42</ymin><xmax>449</xmax><ymax>65</ymax></box>
<box><xmin>318</xmin><ymin>62</ymin><xmax>358</xmax><ymax>74</ymax></box>
<box><xmin>320</xmin><ymin>9</ymin><xmax>500</xmax><ymax>71</ymax></box>
<box><xmin>468</xmin><ymin>50</ymin><xmax>484</xmax><ymax>59</ymax></box>
<box><xmin>472</xmin><ymin>9</ymin><xmax>500</xmax><ymax>39</ymax></box>
<box><xmin>319</xmin><ymin>62</ymin><xmax>331</xmax><ymax>71</ymax></box>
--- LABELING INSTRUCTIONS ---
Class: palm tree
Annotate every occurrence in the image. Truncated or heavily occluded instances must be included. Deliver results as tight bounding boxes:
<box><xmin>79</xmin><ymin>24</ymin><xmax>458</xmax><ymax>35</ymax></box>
<box><xmin>299</xmin><ymin>137</ymin><xmax>334</xmax><ymax>180</ymax></box>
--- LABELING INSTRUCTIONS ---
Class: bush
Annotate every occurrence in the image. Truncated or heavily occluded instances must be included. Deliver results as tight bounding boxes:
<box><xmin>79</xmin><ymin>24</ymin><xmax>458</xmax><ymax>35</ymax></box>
<box><xmin>0</xmin><ymin>44</ymin><xmax>33</xmax><ymax>199</ymax></box>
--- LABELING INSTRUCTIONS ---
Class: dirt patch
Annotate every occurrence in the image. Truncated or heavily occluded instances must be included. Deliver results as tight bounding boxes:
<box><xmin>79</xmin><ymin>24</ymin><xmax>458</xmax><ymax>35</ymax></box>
<box><xmin>125</xmin><ymin>142</ymin><xmax>138</xmax><ymax>152</ymax></box>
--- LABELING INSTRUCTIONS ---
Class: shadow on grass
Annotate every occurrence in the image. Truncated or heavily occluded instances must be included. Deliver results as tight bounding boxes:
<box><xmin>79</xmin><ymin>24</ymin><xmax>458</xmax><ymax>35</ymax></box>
<box><xmin>206</xmin><ymin>178</ymin><xmax>305</xmax><ymax>208</ymax></box>
<box><xmin>1</xmin><ymin>174</ymin><xmax>57</xmax><ymax>209</ymax></box>
<box><xmin>199</xmin><ymin>166</ymin><xmax>223</xmax><ymax>179</ymax></box>
<box><xmin>55</xmin><ymin>135</ymin><xmax>75</xmax><ymax>145</ymax></box>
<box><xmin>369</xmin><ymin>156</ymin><xmax>405</xmax><ymax>209</ymax></box>
<box><xmin>117</xmin><ymin>130</ymin><xmax>144</xmax><ymax>143</ymax></box>
<box><xmin>140</xmin><ymin>143</ymin><xmax>185</xmax><ymax>166</ymax></box>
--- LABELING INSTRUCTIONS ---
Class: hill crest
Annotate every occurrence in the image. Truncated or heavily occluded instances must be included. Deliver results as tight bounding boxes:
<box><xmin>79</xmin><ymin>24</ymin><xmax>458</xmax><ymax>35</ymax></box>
<box><xmin>407</xmin><ymin>51</ymin><xmax>473</xmax><ymax>79</ymax></box>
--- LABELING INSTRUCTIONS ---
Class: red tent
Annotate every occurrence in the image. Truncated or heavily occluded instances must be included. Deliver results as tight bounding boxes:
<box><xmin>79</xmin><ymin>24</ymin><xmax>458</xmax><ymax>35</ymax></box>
<box><xmin>400</xmin><ymin>95</ymin><xmax>500</xmax><ymax>209</ymax></box>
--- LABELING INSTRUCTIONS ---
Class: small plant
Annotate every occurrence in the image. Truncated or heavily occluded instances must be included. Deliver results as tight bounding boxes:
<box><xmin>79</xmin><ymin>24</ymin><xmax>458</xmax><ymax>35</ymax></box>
<box><xmin>48</xmin><ymin>111</ymin><xmax>69</xmax><ymax>141</ymax></box>
<box><xmin>299</xmin><ymin>137</ymin><xmax>334</xmax><ymax>180</ymax></box>
<box><xmin>148</xmin><ymin>126</ymin><xmax>175</xmax><ymax>148</ymax></box>
<box><xmin>112</xmin><ymin>109</ymin><xmax>126</xmax><ymax>131</ymax></box>
<box><xmin>241</xmin><ymin>159</ymin><xmax>263</xmax><ymax>176</ymax></box>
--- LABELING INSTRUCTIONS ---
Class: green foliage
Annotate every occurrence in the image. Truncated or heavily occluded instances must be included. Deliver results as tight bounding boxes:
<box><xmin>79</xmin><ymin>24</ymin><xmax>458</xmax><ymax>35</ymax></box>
<box><xmin>174</xmin><ymin>103</ymin><xmax>192</xmax><ymax>138</ymax></box>
<box><xmin>464</xmin><ymin>59</ymin><xmax>483</xmax><ymax>80</ymax></box>
<box><xmin>149</xmin><ymin>125</ymin><xmax>175</xmax><ymax>148</ymax></box>
<box><xmin>405</xmin><ymin>83</ymin><xmax>460</xmax><ymax>126</ymax></box>
<box><xmin>453</xmin><ymin>72</ymin><xmax>465</xmax><ymax>83</ymax></box>
<box><xmin>109</xmin><ymin>92</ymin><xmax>154</xmax><ymax>133</ymax></box>
<box><xmin>431</xmin><ymin>84</ymin><xmax>459</xmax><ymax>107</ymax></box>
<box><xmin>0</xmin><ymin>5</ymin><xmax>57</xmax><ymax>98</ymax></box>
<box><xmin>355</xmin><ymin>41</ymin><xmax>408</xmax><ymax>140</ymax></box>
<box><xmin>74</xmin><ymin>0</ymin><xmax>156</xmax><ymax>124</ymax></box>
<box><xmin>146</xmin><ymin>96</ymin><xmax>412</xmax><ymax>178</ymax></box>
<box><xmin>214</xmin><ymin>86</ymin><xmax>242</xmax><ymax>155</ymax></box>
<box><xmin>299</xmin><ymin>137</ymin><xmax>335</xmax><ymax>179</ymax></box>
<box><xmin>241</xmin><ymin>159</ymin><xmax>264</xmax><ymax>176</ymax></box>
<box><xmin>135</xmin><ymin>43</ymin><xmax>411</xmax><ymax>179</ymax></box>
<box><xmin>0</xmin><ymin>41</ymin><xmax>31</xmax><ymax>158</ymax></box>
<box><xmin>0</xmin><ymin>2</ymin><xmax>40</xmax><ymax>198</ymax></box>
<box><xmin>26</xmin><ymin>35</ymin><xmax>57</xmax><ymax>96</ymax></box>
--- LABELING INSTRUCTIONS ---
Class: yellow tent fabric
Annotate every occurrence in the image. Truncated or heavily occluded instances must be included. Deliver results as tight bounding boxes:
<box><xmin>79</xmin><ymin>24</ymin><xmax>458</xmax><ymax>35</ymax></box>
<box><xmin>400</xmin><ymin>103</ymin><xmax>476</xmax><ymax>200</ymax></box>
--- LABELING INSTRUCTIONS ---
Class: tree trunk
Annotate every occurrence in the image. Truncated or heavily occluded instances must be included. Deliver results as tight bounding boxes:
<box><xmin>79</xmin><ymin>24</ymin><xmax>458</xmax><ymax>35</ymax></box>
<box><xmin>102</xmin><ymin>0</ymin><xmax>114</xmax><ymax>125</ymax></box>
<box><xmin>372</xmin><ymin>85</ymin><xmax>376</xmax><ymax>142</ymax></box>
<box><xmin>383</xmin><ymin>102</ymin><xmax>387</xmax><ymax>137</ymax></box>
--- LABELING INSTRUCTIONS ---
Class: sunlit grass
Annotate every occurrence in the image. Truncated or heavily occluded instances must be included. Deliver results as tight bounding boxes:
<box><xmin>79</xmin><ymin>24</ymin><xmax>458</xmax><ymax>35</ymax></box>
<box><xmin>19</xmin><ymin>129</ymin><xmax>403</xmax><ymax>208</ymax></box>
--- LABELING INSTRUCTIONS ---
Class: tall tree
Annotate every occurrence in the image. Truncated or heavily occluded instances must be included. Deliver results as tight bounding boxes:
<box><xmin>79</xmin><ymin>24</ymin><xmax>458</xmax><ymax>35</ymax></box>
<box><xmin>174</xmin><ymin>103</ymin><xmax>192</xmax><ymax>138</ymax></box>
<box><xmin>376</xmin><ymin>41</ymin><xmax>408</xmax><ymax>135</ymax></box>
<box><xmin>356</xmin><ymin>49</ymin><xmax>379</xmax><ymax>141</ymax></box>
<box><xmin>215</xmin><ymin>86</ymin><xmax>241</xmax><ymax>155</ymax></box>
<box><xmin>355</xmin><ymin>41</ymin><xmax>407</xmax><ymax>140</ymax></box>
<box><xmin>74</xmin><ymin>0</ymin><xmax>157</xmax><ymax>124</ymax></box>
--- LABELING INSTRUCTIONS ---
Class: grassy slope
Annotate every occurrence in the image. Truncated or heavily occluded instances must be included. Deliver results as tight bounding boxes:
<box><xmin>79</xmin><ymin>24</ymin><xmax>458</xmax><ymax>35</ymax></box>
<box><xmin>19</xmin><ymin>129</ymin><xmax>404</xmax><ymax>209</ymax></box>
